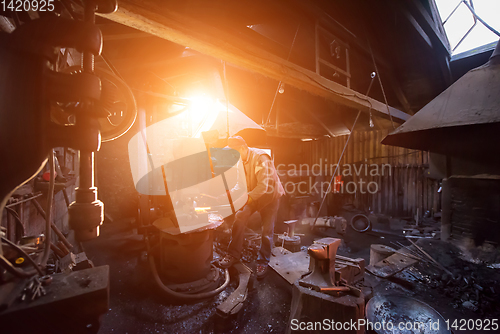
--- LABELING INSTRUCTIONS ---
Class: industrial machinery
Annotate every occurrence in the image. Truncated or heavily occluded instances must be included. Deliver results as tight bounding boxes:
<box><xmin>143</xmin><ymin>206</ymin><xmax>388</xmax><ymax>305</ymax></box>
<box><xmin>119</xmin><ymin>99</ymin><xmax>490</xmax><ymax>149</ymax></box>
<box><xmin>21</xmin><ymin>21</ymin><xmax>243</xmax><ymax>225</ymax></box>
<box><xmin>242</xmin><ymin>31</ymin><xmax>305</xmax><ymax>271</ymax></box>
<box><xmin>127</xmin><ymin>61</ymin><xmax>262</xmax><ymax>303</ymax></box>
<box><xmin>0</xmin><ymin>0</ymin><xmax>136</xmax><ymax>332</ymax></box>
<box><xmin>144</xmin><ymin>198</ymin><xmax>231</xmax><ymax>300</ymax></box>
<box><xmin>138</xmin><ymin>144</ymin><xmax>241</xmax><ymax>301</ymax></box>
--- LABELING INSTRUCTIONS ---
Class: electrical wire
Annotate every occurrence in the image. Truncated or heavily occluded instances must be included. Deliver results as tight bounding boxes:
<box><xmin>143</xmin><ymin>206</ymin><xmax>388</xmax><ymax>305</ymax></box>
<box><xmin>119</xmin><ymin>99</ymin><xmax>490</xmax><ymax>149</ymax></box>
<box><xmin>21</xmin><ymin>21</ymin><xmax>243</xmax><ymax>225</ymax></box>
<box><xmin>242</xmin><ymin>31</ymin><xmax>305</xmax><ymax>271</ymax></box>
<box><xmin>311</xmin><ymin>110</ymin><xmax>362</xmax><ymax>229</ymax></box>
<box><xmin>39</xmin><ymin>151</ymin><xmax>54</xmax><ymax>268</ymax></box>
<box><xmin>223</xmin><ymin>60</ymin><xmax>229</xmax><ymax>138</ymax></box>
<box><xmin>145</xmin><ymin>237</ymin><xmax>230</xmax><ymax>300</ymax></box>
<box><xmin>298</xmin><ymin>70</ymin><xmax>375</xmax><ymax>113</ymax></box>
<box><xmin>0</xmin><ymin>254</ymin><xmax>35</xmax><ymax>278</ymax></box>
<box><xmin>349</xmin><ymin>150</ymin><xmax>420</xmax><ymax>165</ymax></box>
<box><xmin>4</xmin><ymin>207</ymin><xmax>25</xmax><ymax>236</ymax></box>
<box><xmin>0</xmin><ymin>152</ymin><xmax>54</xmax><ymax>276</ymax></box>
<box><xmin>265</xmin><ymin>23</ymin><xmax>301</xmax><ymax>125</ymax></box>
<box><xmin>238</xmin><ymin>29</ymin><xmax>380</xmax><ymax>122</ymax></box>
<box><xmin>367</xmin><ymin>40</ymin><xmax>395</xmax><ymax>129</ymax></box>
<box><xmin>1</xmin><ymin>237</ymin><xmax>44</xmax><ymax>276</ymax></box>
<box><xmin>311</xmin><ymin>73</ymin><xmax>376</xmax><ymax>228</ymax></box>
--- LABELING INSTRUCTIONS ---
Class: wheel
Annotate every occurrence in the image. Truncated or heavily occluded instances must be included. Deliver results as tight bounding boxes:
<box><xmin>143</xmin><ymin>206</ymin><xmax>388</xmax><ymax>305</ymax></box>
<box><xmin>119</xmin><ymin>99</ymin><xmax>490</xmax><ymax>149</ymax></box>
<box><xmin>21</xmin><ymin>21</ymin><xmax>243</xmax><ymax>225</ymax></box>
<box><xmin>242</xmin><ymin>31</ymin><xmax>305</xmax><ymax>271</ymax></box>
<box><xmin>52</xmin><ymin>66</ymin><xmax>137</xmax><ymax>142</ymax></box>
<box><xmin>350</xmin><ymin>214</ymin><xmax>371</xmax><ymax>233</ymax></box>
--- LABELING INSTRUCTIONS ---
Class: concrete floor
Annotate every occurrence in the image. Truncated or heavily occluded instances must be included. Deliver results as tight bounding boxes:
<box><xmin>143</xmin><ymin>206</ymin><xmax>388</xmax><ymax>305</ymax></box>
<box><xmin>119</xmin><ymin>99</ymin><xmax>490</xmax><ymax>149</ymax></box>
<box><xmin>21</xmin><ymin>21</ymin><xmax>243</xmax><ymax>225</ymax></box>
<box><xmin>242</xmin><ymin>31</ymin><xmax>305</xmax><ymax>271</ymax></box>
<box><xmin>84</xmin><ymin>219</ymin><xmax>294</xmax><ymax>334</ymax></box>
<box><xmin>83</xmin><ymin>213</ymin><xmax>500</xmax><ymax>334</ymax></box>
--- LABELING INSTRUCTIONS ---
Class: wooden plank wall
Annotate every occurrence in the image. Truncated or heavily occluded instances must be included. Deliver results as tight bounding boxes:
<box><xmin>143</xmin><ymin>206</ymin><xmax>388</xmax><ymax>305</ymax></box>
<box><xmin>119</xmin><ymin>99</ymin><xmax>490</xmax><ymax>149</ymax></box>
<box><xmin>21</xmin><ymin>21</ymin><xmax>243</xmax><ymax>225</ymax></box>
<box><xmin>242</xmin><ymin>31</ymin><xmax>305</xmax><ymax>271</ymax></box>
<box><xmin>301</xmin><ymin>129</ymin><xmax>441</xmax><ymax>218</ymax></box>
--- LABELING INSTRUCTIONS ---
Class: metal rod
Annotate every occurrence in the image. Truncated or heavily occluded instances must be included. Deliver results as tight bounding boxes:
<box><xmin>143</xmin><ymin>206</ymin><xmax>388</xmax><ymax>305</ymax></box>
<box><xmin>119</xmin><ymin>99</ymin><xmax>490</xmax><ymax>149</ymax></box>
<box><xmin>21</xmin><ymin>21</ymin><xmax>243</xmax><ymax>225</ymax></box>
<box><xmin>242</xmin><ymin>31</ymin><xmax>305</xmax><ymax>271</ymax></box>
<box><xmin>406</xmin><ymin>238</ymin><xmax>454</xmax><ymax>276</ymax></box>
<box><xmin>32</xmin><ymin>190</ymin><xmax>73</xmax><ymax>250</ymax></box>
<box><xmin>62</xmin><ymin>189</ymin><xmax>71</xmax><ymax>207</ymax></box>
<box><xmin>221</xmin><ymin>173</ymin><xmax>236</xmax><ymax>215</ymax></box>
<box><xmin>266</xmin><ymin>23</ymin><xmax>301</xmax><ymax>125</ymax></box>
<box><xmin>79</xmin><ymin>0</ymin><xmax>97</xmax><ymax>190</ymax></box>
<box><xmin>392</xmin><ymin>241</ymin><xmax>431</xmax><ymax>264</ymax></box>
<box><xmin>5</xmin><ymin>193</ymin><xmax>43</xmax><ymax>208</ymax></box>
<box><xmin>4</xmin><ymin>207</ymin><xmax>25</xmax><ymax>238</ymax></box>
<box><xmin>39</xmin><ymin>151</ymin><xmax>54</xmax><ymax>267</ymax></box>
<box><xmin>79</xmin><ymin>150</ymin><xmax>94</xmax><ymax>189</ymax></box>
<box><xmin>462</xmin><ymin>0</ymin><xmax>500</xmax><ymax>37</ymax></box>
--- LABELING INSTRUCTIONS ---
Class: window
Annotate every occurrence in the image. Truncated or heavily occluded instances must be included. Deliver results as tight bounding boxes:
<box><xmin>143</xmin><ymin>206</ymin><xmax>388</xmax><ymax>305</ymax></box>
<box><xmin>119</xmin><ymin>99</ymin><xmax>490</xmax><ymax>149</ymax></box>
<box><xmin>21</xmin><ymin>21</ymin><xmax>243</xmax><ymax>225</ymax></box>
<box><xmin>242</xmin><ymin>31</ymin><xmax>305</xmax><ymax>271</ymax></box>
<box><xmin>435</xmin><ymin>0</ymin><xmax>500</xmax><ymax>55</ymax></box>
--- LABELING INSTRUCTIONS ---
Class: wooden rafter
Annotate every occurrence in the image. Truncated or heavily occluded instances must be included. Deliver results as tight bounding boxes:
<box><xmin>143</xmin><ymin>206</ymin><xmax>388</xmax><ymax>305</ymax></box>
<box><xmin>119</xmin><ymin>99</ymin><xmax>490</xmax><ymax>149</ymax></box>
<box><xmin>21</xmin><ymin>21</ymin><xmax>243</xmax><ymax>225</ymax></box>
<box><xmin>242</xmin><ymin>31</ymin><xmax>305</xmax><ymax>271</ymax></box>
<box><xmin>102</xmin><ymin>0</ymin><xmax>410</xmax><ymax>123</ymax></box>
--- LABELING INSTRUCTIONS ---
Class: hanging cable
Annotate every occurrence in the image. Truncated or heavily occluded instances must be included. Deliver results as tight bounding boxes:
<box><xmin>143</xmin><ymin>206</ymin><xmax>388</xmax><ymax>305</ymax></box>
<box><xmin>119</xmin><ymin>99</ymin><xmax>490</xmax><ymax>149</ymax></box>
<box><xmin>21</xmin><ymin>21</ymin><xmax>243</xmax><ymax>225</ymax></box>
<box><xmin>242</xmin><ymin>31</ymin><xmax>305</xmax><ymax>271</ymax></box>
<box><xmin>0</xmin><ymin>254</ymin><xmax>35</xmax><ymax>278</ymax></box>
<box><xmin>265</xmin><ymin>23</ymin><xmax>301</xmax><ymax>125</ymax></box>
<box><xmin>223</xmin><ymin>60</ymin><xmax>230</xmax><ymax>138</ymax></box>
<box><xmin>4</xmin><ymin>207</ymin><xmax>25</xmax><ymax>237</ymax></box>
<box><xmin>311</xmin><ymin>73</ymin><xmax>377</xmax><ymax>228</ymax></box>
<box><xmin>367</xmin><ymin>40</ymin><xmax>395</xmax><ymax>129</ymax></box>
<box><xmin>1</xmin><ymin>237</ymin><xmax>44</xmax><ymax>276</ymax></box>
<box><xmin>0</xmin><ymin>152</ymin><xmax>55</xmax><ymax>276</ymax></box>
<box><xmin>39</xmin><ymin>150</ymin><xmax>55</xmax><ymax>267</ymax></box>
<box><xmin>0</xmin><ymin>152</ymin><xmax>54</xmax><ymax>276</ymax></box>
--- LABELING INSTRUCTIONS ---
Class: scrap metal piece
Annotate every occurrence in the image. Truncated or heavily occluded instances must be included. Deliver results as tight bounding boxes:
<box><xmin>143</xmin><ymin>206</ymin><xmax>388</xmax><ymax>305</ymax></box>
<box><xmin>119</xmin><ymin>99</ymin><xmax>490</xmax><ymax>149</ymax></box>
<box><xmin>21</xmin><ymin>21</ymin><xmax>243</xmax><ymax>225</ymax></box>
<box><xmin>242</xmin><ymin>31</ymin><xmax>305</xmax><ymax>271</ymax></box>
<box><xmin>216</xmin><ymin>262</ymin><xmax>252</xmax><ymax>317</ymax></box>
<box><xmin>59</xmin><ymin>252</ymin><xmax>77</xmax><ymax>273</ymax></box>
<box><xmin>365</xmin><ymin>252</ymin><xmax>418</xmax><ymax>278</ymax></box>
<box><xmin>0</xmin><ymin>266</ymin><xmax>110</xmax><ymax>333</ymax></box>
<box><xmin>269</xmin><ymin>247</ymin><xmax>310</xmax><ymax>285</ymax></box>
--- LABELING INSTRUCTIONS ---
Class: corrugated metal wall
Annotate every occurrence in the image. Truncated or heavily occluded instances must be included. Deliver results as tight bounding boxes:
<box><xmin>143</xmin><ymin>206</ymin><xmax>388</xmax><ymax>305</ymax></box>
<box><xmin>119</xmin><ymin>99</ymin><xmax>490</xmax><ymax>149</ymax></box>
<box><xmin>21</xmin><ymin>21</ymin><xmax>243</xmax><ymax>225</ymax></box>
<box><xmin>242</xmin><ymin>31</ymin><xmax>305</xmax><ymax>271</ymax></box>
<box><xmin>300</xmin><ymin>129</ymin><xmax>441</xmax><ymax>218</ymax></box>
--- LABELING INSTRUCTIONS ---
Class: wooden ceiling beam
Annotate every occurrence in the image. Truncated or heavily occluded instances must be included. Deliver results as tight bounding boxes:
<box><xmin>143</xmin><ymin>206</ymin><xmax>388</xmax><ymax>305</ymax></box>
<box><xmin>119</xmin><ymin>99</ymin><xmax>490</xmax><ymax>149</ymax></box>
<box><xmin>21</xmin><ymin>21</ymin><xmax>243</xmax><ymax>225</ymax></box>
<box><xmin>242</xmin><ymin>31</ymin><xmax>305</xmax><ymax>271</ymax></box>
<box><xmin>102</xmin><ymin>0</ymin><xmax>410</xmax><ymax>123</ymax></box>
<box><xmin>405</xmin><ymin>0</ymin><xmax>451</xmax><ymax>54</ymax></box>
<box><xmin>103</xmin><ymin>32</ymin><xmax>152</xmax><ymax>41</ymax></box>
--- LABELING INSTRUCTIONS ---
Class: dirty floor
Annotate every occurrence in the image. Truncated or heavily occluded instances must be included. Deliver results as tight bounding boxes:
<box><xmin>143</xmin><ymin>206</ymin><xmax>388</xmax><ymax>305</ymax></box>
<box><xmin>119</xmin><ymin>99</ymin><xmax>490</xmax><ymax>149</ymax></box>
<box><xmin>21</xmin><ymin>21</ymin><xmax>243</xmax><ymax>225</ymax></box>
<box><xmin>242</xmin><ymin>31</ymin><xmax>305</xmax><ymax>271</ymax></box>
<box><xmin>84</xmin><ymin>214</ymin><xmax>500</xmax><ymax>334</ymax></box>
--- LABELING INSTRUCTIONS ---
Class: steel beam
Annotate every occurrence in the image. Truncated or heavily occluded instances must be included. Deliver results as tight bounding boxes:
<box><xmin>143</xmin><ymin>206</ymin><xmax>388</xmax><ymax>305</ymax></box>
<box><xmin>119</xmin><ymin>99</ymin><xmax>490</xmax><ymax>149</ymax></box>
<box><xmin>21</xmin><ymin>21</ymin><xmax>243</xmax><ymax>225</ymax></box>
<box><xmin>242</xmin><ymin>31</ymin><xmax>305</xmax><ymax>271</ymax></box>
<box><xmin>102</xmin><ymin>1</ymin><xmax>410</xmax><ymax>123</ymax></box>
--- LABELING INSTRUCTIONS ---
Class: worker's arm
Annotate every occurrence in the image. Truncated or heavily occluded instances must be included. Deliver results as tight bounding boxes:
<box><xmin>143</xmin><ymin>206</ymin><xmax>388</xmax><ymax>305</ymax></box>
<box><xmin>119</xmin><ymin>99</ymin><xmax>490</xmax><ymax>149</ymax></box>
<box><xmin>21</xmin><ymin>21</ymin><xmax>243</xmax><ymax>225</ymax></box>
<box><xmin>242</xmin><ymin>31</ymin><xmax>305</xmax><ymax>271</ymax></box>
<box><xmin>217</xmin><ymin>160</ymin><xmax>246</xmax><ymax>204</ymax></box>
<box><xmin>247</xmin><ymin>155</ymin><xmax>273</xmax><ymax>202</ymax></box>
<box><xmin>228</xmin><ymin>159</ymin><xmax>245</xmax><ymax>196</ymax></box>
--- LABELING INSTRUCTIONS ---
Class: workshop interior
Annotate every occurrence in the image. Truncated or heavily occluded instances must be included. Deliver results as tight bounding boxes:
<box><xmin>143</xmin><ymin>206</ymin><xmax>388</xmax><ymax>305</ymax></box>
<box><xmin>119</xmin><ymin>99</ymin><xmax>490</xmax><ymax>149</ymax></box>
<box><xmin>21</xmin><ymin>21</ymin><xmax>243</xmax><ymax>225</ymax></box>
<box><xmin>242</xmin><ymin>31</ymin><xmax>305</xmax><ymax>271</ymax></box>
<box><xmin>1</xmin><ymin>0</ymin><xmax>500</xmax><ymax>333</ymax></box>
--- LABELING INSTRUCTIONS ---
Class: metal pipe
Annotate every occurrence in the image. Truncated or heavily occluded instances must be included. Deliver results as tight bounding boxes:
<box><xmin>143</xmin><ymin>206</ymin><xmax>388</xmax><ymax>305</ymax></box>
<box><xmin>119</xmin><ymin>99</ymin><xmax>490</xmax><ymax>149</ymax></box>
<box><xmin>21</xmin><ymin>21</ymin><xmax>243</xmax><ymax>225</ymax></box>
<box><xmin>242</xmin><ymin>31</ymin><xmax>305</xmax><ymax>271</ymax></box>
<box><xmin>82</xmin><ymin>1</ymin><xmax>96</xmax><ymax>72</ymax></box>
<box><xmin>32</xmin><ymin>198</ymin><xmax>73</xmax><ymax>250</ymax></box>
<box><xmin>79</xmin><ymin>0</ymin><xmax>96</xmax><ymax>190</ymax></box>
<box><xmin>79</xmin><ymin>150</ymin><xmax>94</xmax><ymax>189</ymax></box>
<box><xmin>5</xmin><ymin>193</ymin><xmax>43</xmax><ymax>208</ymax></box>
<box><xmin>4</xmin><ymin>207</ymin><xmax>25</xmax><ymax>237</ymax></box>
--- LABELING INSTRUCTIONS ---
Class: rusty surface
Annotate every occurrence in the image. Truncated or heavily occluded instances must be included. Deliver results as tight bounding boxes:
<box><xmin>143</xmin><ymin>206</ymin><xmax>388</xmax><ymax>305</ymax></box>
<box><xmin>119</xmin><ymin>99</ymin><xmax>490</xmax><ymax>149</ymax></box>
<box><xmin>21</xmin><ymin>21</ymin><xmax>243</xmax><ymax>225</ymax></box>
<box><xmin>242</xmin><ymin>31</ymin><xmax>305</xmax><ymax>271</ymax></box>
<box><xmin>216</xmin><ymin>262</ymin><xmax>252</xmax><ymax>317</ymax></box>
<box><xmin>0</xmin><ymin>266</ymin><xmax>110</xmax><ymax>332</ymax></box>
<box><xmin>366</xmin><ymin>251</ymin><xmax>418</xmax><ymax>278</ymax></box>
<box><xmin>159</xmin><ymin>229</ymin><xmax>214</xmax><ymax>284</ymax></box>
<box><xmin>269</xmin><ymin>247</ymin><xmax>310</xmax><ymax>285</ymax></box>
